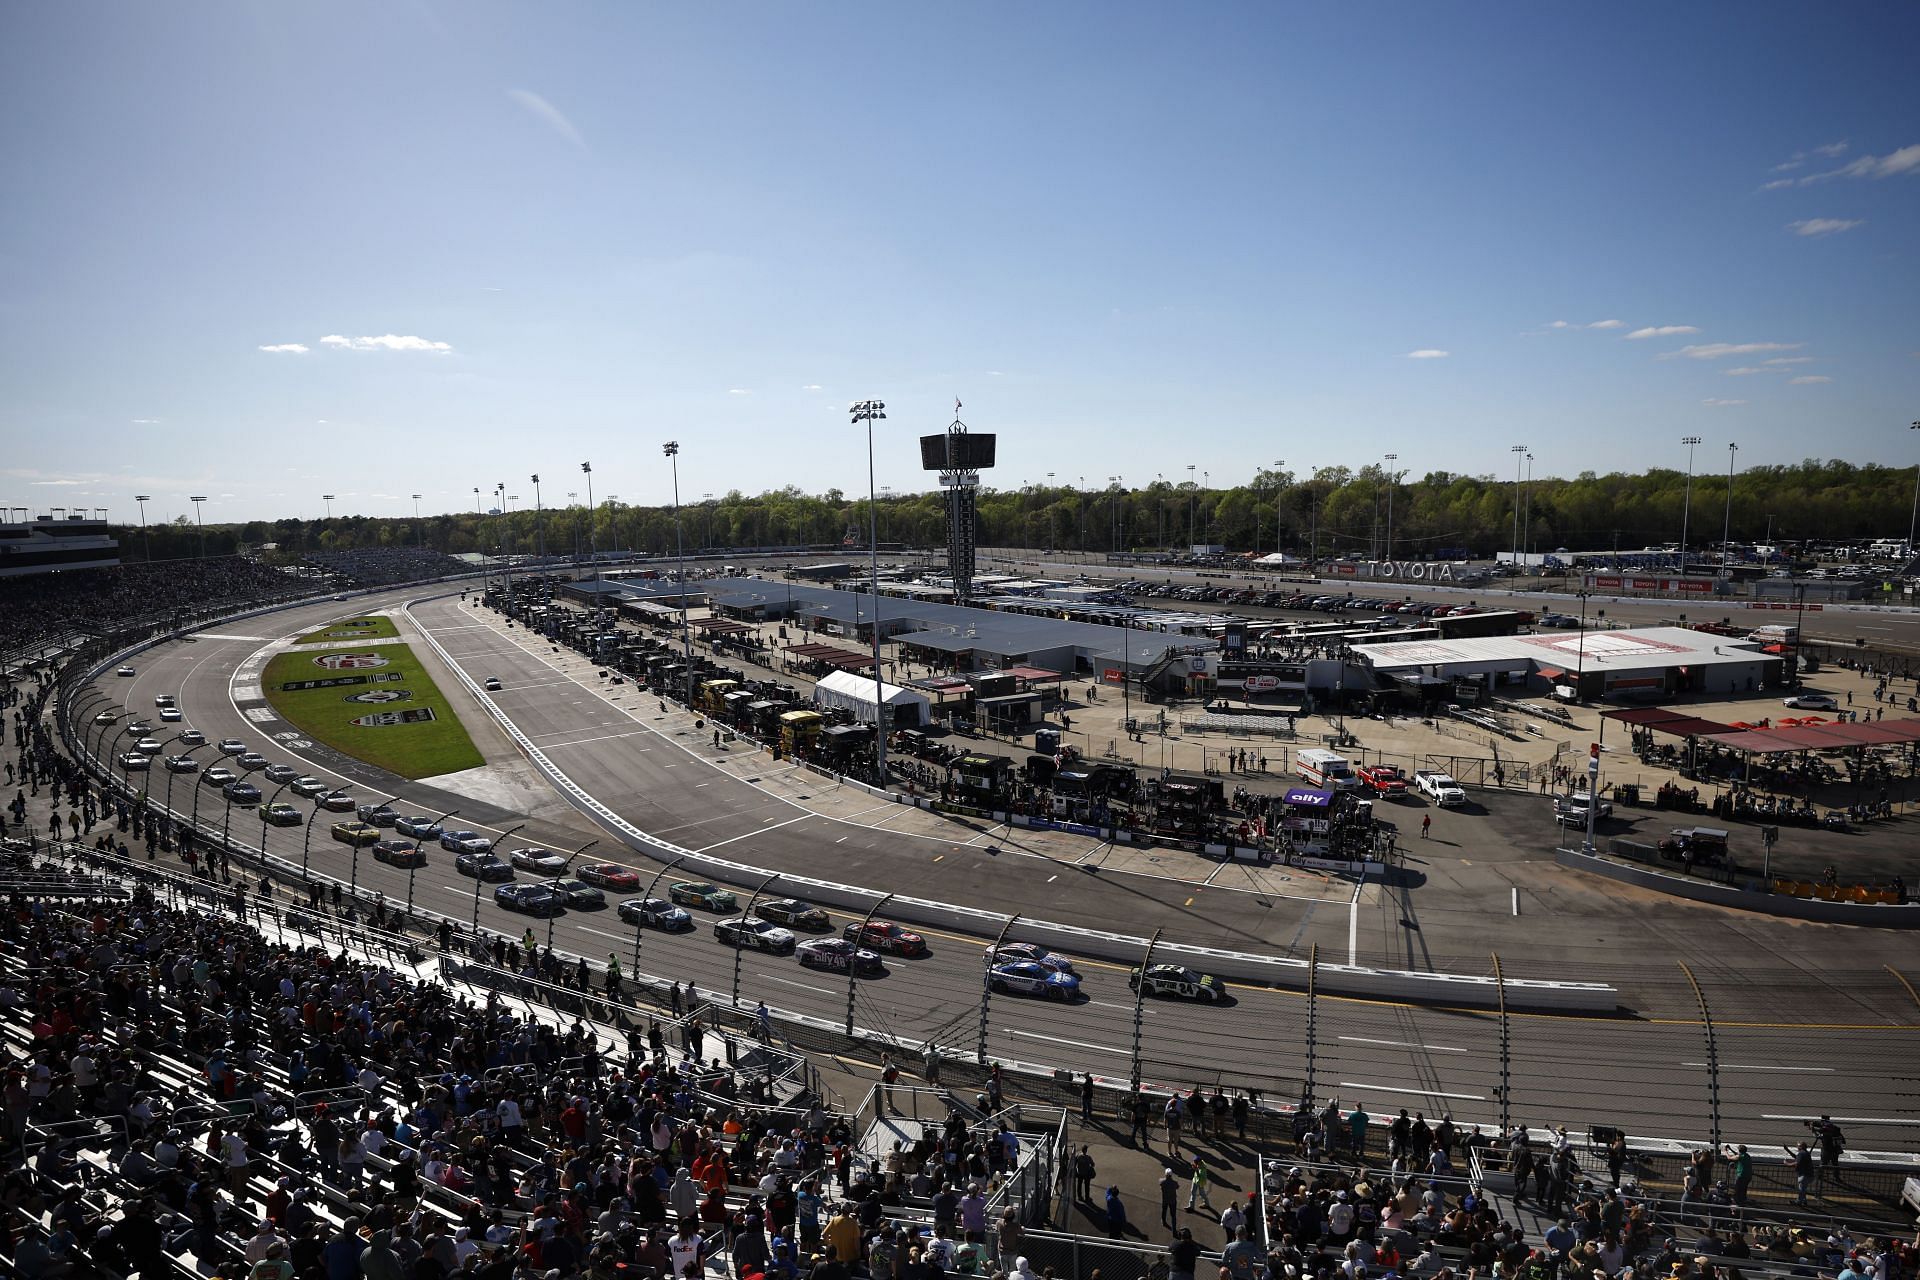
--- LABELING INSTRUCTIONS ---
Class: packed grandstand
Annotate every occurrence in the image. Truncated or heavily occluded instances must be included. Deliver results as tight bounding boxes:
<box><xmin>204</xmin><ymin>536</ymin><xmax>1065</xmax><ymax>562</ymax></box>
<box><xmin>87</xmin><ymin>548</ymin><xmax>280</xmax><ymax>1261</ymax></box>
<box><xmin>2</xmin><ymin>553</ymin><xmax>1916</xmax><ymax>1280</ymax></box>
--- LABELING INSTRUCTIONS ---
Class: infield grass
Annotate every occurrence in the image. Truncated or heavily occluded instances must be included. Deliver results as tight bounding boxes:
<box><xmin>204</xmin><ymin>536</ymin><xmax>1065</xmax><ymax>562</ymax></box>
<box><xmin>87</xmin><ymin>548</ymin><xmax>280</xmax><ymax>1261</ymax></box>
<box><xmin>292</xmin><ymin>615</ymin><xmax>400</xmax><ymax>644</ymax></box>
<box><xmin>260</xmin><ymin>642</ymin><xmax>483</xmax><ymax>779</ymax></box>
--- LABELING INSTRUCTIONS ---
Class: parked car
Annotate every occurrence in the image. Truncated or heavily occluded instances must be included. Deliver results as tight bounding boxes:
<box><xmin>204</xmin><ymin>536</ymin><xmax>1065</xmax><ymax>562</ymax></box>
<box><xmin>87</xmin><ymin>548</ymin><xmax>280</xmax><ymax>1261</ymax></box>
<box><xmin>616</xmin><ymin>897</ymin><xmax>692</xmax><ymax>930</ymax></box>
<box><xmin>494</xmin><ymin>883</ymin><xmax>565</xmax><ymax>916</ymax></box>
<box><xmin>1553</xmin><ymin>793</ymin><xmax>1613</xmax><ymax>825</ymax></box>
<box><xmin>372</xmin><ymin>839</ymin><xmax>427</xmax><ymax>867</ymax></box>
<box><xmin>394</xmin><ymin>815</ymin><xmax>444</xmax><ymax>839</ymax></box>
<box><xmin>842</xmin><ymin>920</ymin><xmax>927</xmax><ymax>957</ymax></box>
<box><xmin>989</xmin><ymin>960</ymin><xmax>1080</xmax><ymax>1001</ymax></box>
<box><xmin>260</xmin><ymin>803</ymin><xmax>303</xmax><ymax>827</ymax></box>
<box><xmin>1783</xmin><ymin>693</ymin><xmax>1839</xmax><ymax>711</ymax></box>
<box><xmin>797</xmin><ymin>938</ymin><xmax>883</xmax><ymax>975</ymax></box>
<box><xmin>1414</xmin><ymin>770</ymin><xmax>1467</xmax><ymax>807</ymax></box>
<box><xmin>715</xmin><ymin>916</ymin><xmax>797</xmax><ymax>953</ymax></box>
<box><xmin>1129</xmin><ymin>963</ymin><xmax>1227</xmax><ymax>1002</ymax></box>
<box><xmin>576</xmin><ymin>862</ymin><xmax>640</xmax><ymax>891</ymax></box>
<box><xmin>669</xmin><ymin>881</ymin><xmax>738</xmax><ymax>912</ymax></box>
<box><xmin>330</xmin><ymin>821</ymin><xmax>382</xmax><ymax>847</ymax></box>
<box><xmin>510</xmin><ymin>847</ymin><xmax>568</xmax><ymax>874</ymax></box>
<box><xmin>757</xmin><ymin>898</ymin><xmax>830</xmax><ymax>930</ymax></box>
<box><xmin>455</xmin><ymin>851</ymin><xmax>514</xmax><ymax>881</ymax></box>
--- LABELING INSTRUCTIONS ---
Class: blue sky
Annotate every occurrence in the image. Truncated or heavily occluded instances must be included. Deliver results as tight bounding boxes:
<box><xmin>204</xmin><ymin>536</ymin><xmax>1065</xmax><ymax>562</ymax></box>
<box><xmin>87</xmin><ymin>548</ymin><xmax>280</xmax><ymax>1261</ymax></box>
<box><xmin>2</xmin><ymin>3</ymin><xmax>1916</xmax><ymax>524</ymax></box>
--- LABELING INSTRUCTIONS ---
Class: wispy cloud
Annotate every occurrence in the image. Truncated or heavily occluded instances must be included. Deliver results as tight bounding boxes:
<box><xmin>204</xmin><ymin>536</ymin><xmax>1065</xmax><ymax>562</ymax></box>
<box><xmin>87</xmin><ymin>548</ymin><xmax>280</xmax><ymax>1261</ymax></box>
<box><xmin>318</xmin><ymin>334</ymin><xmax>452</xmax><ymax>353</ymax></box>
<box><xmin>30</xmin><ymin>478</ymin><xmax>85</xmax><ymax>486</ymax></box>
<box><xmin>1403</xmin><ymin>349</ymin><xmax>1449</xmax><ymax>359</ymax></box>
<box><xmin>1774</xmin><ymin>142</ymin><xmax>1919</xmax><ymax>186</ymax></box>
<box><xmin>258</xmin><ymin>342</ymin><xmax>310</xmax><ymax>354</ymax></box>
<box><xmin>1701</xmin><ymin>399</ymin><xmax>1748</xmax><ymax>407</ymax></box>
<box><xmin>1723</xmin><ymin>367</ymin><xmax>1773</xmax><ymax>376</ymax></box>
<box><xmin>1763</xmin><ymin>356</ymin><xmax>1813</xmax><ymax>366</ymax></box>
<box><xmin>507</xmin><ymin>88</ymin><xmax>587</xmax><ymax>152</ymax></box>
<box><xmin>1770</xmin><ymin>141</ymin><xmax>1849</xmax><ymax>174</ymax></box>
<box><xmin>1625</xmin><ymin>325</ymin><xmax>1698</xmax><ymax>340</ymax></box>
<box><xmin>1546</xmin><ymin>319</ymin><xmax>1625</xmax><ymax>331</ymax></box>
<box><xmin>800</xmin><ymin>384</ymin><xmax>823</xmax><ymax>391</ymax></box>
<box><xmin>1672</xmin><ymin>342</ymin><xmax>1803</xmax><ymax>360</ymax></box>
<box><xmin>1789</xmin><ymin>375</ymin><xmax>1833</xmax><ymax>384</ymax></box>
<box><xmin>130</xmin><ymin>418</ymin><xmax>161</xmax><ymax>425</ymax></box>
<box><xmin>1788</xmin><ymin>217</ymin><xmax>1864</xmax><ymax>237</ymax></box>
<box><xmin>727</xmin><ymin>388</ymin><xmax>752</xmax><ymax>396</ymax></box>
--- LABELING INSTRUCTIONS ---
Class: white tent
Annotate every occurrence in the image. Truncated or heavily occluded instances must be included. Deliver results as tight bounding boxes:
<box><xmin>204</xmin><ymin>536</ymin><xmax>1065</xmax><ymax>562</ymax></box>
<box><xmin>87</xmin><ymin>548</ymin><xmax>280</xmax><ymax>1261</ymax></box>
<box><xmin>813</xmin><ymin>669</ymin><xmax>932</xmax><ymax>728</ymax></box>
<box><xmin>1252</xmin><ymin>552</ymin><xmax>1303</xmax><ymax>567</ymax></box>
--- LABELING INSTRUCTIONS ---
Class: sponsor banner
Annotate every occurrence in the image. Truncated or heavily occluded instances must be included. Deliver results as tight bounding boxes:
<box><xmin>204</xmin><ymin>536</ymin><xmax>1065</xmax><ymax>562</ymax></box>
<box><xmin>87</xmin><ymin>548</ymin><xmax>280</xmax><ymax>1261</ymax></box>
<box><xmin>350</xmin><ymin>707</ymin><xmax>437</xmax><ymax>727</ymax></box>
<box><xmin>1022</xmin><ymin>819</ymin><xmax>1106</xmax><ymax>838</ymax></box>
<box><xmin>1243</xmin><ymin>674</ymin><xmax>1281</xmax><ymax>693</ymax></box>
<box><xmin>1359</xmin><ymin>560</ymin><xmax>1458</xmax><ymax>583</ymax></box>
<box><xmin>280</xmin><ymin>671</ymin><xmax>404</xmax><ymax>692</ymax></box>
<box><xmin>314</xmin><ymin>652</ymin><xmax>391</xmax><ymax>671</ymax></box>
<box><xmin>1102</xmin><ymin>668</ymin><xmax>1124</xmax><ymax>683</ymax></box>
<box><xmin>344</xmin><ymin>689</ymin><xmax>412</xmax><ymax>704</ymax></box>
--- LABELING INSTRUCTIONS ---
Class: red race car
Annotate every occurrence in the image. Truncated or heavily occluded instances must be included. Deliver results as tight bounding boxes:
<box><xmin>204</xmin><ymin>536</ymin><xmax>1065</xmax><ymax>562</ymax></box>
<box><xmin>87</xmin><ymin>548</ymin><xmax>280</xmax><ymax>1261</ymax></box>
<box><xmin>576</xmin><ymin>863</ymin><xmax>641</xmax><ymax>891</ymax></box>
<box><xmin>842</xmin><ymin>920</ymin><xmax>928</xmax><ymax>957</ymax></box>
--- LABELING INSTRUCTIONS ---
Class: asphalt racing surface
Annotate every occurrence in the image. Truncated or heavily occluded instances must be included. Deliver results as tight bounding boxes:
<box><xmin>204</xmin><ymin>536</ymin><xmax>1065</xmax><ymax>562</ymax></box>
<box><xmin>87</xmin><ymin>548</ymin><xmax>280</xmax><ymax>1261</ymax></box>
<box><xmin>79</xmin><ymin>584</ymin><xmax>1920</xmax><ymax>1155</ymax></box>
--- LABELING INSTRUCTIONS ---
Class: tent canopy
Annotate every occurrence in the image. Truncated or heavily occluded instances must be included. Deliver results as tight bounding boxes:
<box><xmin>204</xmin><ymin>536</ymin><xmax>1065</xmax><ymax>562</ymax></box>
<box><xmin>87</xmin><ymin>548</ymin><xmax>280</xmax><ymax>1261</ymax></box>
<box><xmin>1703</xmin><ymin>717</ymin><xmax>1920</xmax><ymax>755</ymax></box>
<box><xmin>813</xmin><ymin>668</ymin><xmax>931</xmax><ymax>727</ymax></box>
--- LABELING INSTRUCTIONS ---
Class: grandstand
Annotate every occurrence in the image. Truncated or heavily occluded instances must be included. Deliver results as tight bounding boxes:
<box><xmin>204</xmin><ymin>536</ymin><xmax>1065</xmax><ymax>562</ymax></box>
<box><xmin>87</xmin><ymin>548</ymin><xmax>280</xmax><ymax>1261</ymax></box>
<box><xmin>299</xmin><ymin>548</ymin><xmax>470</xmax><ymax>589</ymax></box>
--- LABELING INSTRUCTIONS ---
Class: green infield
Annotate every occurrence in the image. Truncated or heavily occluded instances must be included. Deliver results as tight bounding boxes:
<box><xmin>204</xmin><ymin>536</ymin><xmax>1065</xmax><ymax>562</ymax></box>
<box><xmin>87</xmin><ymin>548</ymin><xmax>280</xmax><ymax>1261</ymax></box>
<box><xmin>291</xmin><ymin>615</ymin><xmax>400</xmax><ymax>644</ymax></box>
<box><xmin>260</xmin><ymin>642</ymin><xmax>483</xmax><ymax>779</ymax></box>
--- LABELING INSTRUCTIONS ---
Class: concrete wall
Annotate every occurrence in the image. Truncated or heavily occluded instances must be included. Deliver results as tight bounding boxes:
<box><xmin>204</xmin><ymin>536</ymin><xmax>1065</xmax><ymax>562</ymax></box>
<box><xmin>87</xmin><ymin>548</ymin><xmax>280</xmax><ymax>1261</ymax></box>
<box><xmin>1554</xmin><ymin>847</ymin><xmax>1920</xmax><ymax>928</ymax></box>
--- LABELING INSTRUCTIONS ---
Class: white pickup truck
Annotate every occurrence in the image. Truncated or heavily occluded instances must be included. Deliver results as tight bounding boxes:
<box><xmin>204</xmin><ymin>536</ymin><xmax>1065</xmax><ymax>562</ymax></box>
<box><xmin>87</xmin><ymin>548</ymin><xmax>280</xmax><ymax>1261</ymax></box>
<box><xmin>1553</xmin><ymin>793</ymin><xmax>1613</xmax><ymax>825</ymax></box>
<box><xmin>1414</xmin><ymin>770</ymin><xmax>1467</xmax><ymax>807</ymax></box>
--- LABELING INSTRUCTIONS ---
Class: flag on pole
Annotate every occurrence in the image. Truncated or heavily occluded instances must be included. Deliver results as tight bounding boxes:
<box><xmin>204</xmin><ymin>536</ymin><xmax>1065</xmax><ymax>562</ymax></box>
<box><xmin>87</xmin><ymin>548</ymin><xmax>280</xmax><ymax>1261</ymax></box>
<box><xmin>955</xmin><ymin>398</ymin><xmax>962</xmax><ymax>413</ymax></box>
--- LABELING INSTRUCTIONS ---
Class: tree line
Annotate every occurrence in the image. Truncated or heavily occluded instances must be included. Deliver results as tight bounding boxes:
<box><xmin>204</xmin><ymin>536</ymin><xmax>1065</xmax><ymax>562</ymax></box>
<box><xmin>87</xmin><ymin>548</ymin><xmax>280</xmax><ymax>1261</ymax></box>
<box><xmin>110</xmin><ymin>458</ymin><xmax>1917</xmax><ymax>564</ymax></box>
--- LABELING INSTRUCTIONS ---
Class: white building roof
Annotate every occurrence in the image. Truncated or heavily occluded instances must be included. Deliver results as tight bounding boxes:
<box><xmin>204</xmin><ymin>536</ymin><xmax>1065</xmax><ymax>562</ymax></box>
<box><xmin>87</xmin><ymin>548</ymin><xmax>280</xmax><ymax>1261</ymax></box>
<box><xmin>1350</xmin><ymin>626</ymin><xmax>1769</xmax><ymax>674</ymax></box>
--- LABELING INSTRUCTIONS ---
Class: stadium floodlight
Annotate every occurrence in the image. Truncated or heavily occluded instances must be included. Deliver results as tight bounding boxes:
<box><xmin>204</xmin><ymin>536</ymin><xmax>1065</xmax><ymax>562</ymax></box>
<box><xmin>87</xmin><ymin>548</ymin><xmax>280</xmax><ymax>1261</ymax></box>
<box><xmin>1679</xmin><ymin>436</ymin><xmax>1702</xmax><ymax>573</ymax></box>
<box><xmin>663</xmin><ymin>442</ymin><xmax>693</xmax><ymax>706</ymax></box>
<box><xmin>135</xmin><ymin>495</ymin><xmax>152</xmax><ymax>561</ymax></box>
<box><xmin>849</xmin><ymin>400</ymin><xmax>888</xmax><ymax>784</ymax></box>
<box><xmin>322</xmin><ymin>494</ymin><xmax>335</xmax><ymax>520</ymax></box>
<box><xmin>189</xmin><ymin>496</ymin><xmax>208</xmax><ymax>559</ymax></box>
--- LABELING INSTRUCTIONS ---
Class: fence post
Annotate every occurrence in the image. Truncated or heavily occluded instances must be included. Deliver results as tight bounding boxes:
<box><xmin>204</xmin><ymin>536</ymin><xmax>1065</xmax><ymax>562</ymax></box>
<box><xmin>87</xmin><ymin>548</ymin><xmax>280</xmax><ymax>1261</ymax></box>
<box><xmin>1491</xmin><ymin>952</ymin><xmax>1511</xmax><ymax>1133</ymax></box>
<box><xmin>980</xmin><ymin>914</ymin><xmax>1020</xmax><ymax>1067</ymax></box>
<box><xmin>1304</xmin><ymin>942</ymin><xmax>1319</xmax><ymax>1109</ymax></box>
<box><xmin>845</xmin><ymin>892</ymin><xmax>893</xmax><ymax>1037</ymax></box>
<box><xmin>1128</xmin><ymin>928</ymin><xmax>1162</xmax><ymax>1092</ymax></box>
<box><xmin>1679</xmin><ymin>961</ymin><xmax>1720</xmax><ymax>1149</ymax></box>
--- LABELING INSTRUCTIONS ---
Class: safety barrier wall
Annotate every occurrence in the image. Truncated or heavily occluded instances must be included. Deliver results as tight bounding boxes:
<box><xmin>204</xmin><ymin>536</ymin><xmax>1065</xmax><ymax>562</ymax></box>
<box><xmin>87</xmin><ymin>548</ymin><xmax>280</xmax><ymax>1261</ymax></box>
<box><xmin>406</xmin><ymin>593</ymin><xmax>1619</xmax><ymax>1012</ymax></box>
<box><xmin>1554</xmin><ymin>847</ymin><xmax>1920</xmax><ymax>927</ymax></box>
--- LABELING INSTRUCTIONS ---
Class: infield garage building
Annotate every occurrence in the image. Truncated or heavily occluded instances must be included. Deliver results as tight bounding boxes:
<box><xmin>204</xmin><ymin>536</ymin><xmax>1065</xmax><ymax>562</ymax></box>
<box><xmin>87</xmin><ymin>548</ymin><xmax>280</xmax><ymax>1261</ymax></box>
<box><xmin>1348</xmin><ymin>626</ymin><xmax>1784</xmax><ymax>702</ymax></box>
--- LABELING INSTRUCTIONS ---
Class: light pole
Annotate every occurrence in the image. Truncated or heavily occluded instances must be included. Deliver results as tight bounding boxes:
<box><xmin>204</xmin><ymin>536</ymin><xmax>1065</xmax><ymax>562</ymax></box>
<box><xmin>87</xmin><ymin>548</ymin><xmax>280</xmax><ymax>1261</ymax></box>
<box><xmin>732</xmin><ymin>870</ymin><xmax>784</xmax><ymax>1007</ymax></box>
<box><xmin>1110</xmin><ymin>475</ymin><xmax>1125</xmax><ymax>552</ymax></box>
<box><xmin>1382</xmin><ymin>454</ymin><xmax>1397</xmax><ymax>562</ymax></box>
<box><xmin>663</xmin><ymin>441</ymin><xmax>695</xmax><ymax>706</ymax></box>
<box><xmin>162</xmin><ymin>742</ymin><xmax>210</xmax><ymax>831</ymax></box>
<box><xmin>1523</xmin><ymin>452</ymin><xmax>1534</xmax><ymax>565</ymax></box>
<box><xmin>406</xmin><ymin>807</ymin><xmax>459</xmax><ymax>923</ymax></box>
<box><xmin>1721</xmin><ymin>442</ymin><xmax>1739</xmax><ymax>578</ymax></box>
<box><xmin>1186</xmin><ymin>464</ymin><xmax>1196</xmax><ymax>549</ymax></box>
<box><xmin>1679</xmin><ymin>435</ymin><xmax>1702</xmax><ymax>574</ymax></box>
<box><xmin>531</xmin><ymin>474</ymin><xmax>545</xmax><ymax>560</ymax></box>
<box><xmin>322</xmin><ymin>494</ymin><xmax>335</xmax><ymax>521</ymax></box>
<box><xmin>632</xmin><ymin>855</ymin><xmax>687</xmax><ymax>976</ymax></box>
<box><xmin>546</xmin><ymin>838</ymin><xmax>600</xmax><ymax>952</ymax></box>
<box><xmin>134</xmin><ymin>495</ymin><xmax>152</xmax><ymax>561</ymax></box>
<box><xmin>302</xmin><ymin>789</ymin><xmax>347</xmax><ymax>885</ymax></box>
<box><xmin>581</xmin><ymin>461</ymin><xmax>596</xmax><ymax>583</ymax></box>
<box><xmin>1272</xmin><ymin>461</ymin><xmax>1285</xmax><ymax>557</ymax></box>
<box><xmin>849</xmin><ymin>401</ymin><xmax>889</xmax><ymax>785</ymax></box>
<box><xmin>472</xmin><ymin>823</ymin><xmax>527</xmax><ymax>932</ymax></box>
<box><xmin>1907</xmin><ymin>422</ymin><xmax>1920</xmax><ymax>557</ymax></box>
<box><xmin>349</xmin><ymin>791</ymin><xmax>399</xmax><ymax>902</ymax></box>
<box><xmin>189</xmin><ymin>496</ymin><xmax>207</xmax><ymax>558</ymax></box>
<box><xmin>411</xmin><ymin>495</ymin><xmax>423</xmax><ymax>549</ymax></box>
<box><xmin>1045</xmin><ymin>472</ymin><xmax>1056</xmax><ymax>553</ymax></box>
<box><xmin>1510</xmin><ymin>446</ymin><xmax>1527</xmax><ymax>574</ymax></box>
<box><xmin>1079</xmin><ymin>476</ymin><xmax>1088</xmax><ymax>554</ymax></box>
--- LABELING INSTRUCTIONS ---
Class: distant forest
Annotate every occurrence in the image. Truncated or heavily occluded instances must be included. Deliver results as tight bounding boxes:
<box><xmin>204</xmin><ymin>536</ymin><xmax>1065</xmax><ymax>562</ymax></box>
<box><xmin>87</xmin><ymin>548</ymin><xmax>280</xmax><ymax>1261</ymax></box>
<box><xmin>115</xmin><ymin>458</ymin><xmax>1916</xmax><ymax>563</ymax></box>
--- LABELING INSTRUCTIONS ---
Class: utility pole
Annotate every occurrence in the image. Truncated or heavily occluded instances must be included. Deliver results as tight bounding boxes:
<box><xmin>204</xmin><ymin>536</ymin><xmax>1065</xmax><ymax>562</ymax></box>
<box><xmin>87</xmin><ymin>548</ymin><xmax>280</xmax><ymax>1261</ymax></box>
<box><xmin>135</xmin><ymin>495</ymin><xmax>152</xmax><ymax>561</ymax></box>
<box><xmin>1510</xmin><ymin>445</ymin><xmax>1526</xmax><ymax>573</ymax></box>
<box><xmin>1679</xmin><ymin>435</ymin><xmax>1702</xmax><ymax>573</ymax></box>
<box><xmin>850</xmin><ymin>400</ymin><xmax>889</xmax><ymax>785</ymax></box>
<box><xmin>1721</xmin><ymin>442</ymin><xmax>1738</xmax><ymax>578</ymax></box>
<box><xmin>1382</xmin><ymin>454</ymin><xmax>1397</xmax><ymax>562</ymax></box>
